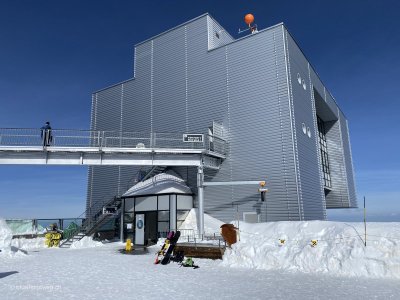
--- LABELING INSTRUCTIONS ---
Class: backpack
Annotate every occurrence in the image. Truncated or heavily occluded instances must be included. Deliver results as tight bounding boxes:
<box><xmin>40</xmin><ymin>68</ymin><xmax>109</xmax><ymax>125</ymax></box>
<box><xmin>181</xmin><ymin>257</ymin><xmax>199</xmax><ymax>269</ymax></box>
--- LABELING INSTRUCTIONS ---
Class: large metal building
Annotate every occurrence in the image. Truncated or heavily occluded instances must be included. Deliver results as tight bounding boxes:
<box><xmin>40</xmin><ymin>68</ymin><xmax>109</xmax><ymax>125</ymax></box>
<box><xmin>86</xmin><ymin>14</ymin><xmax>357</xmax><ymax>236</ymax></box>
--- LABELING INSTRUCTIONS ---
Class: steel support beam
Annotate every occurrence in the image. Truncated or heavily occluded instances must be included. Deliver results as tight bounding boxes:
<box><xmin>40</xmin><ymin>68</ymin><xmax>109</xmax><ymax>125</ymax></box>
<box><xmin>120</xmin><ymin>199</ymin><xmax>124</xmax><ymax>242</ymax></box>
<box><xmin>202</xmin><ymin>180</ymin><xmax>265</xmax><ymax>186</ymax></box>
<box><xmin>0</xmin><ymin>151</ymin><xmax>207</xmax><ymax>167</ymax></box>
<box><xmin>197</xmin><ymin>166</ymin><xmax>204</xmax><ymax>236</ymax></box>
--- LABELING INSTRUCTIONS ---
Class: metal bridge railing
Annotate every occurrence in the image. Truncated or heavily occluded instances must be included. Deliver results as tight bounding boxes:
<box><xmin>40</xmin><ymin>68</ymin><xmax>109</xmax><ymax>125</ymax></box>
<box><xmin>0</xmin><ymin>128</ymin><xmax>226</xmax><ymax>155</ymax></box>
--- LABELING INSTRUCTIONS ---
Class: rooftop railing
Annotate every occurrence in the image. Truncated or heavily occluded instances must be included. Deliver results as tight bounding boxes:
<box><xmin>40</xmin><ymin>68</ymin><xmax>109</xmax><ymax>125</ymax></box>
<box><xmin>0</xmin><ymin>128</ymin><xmax>226</xmax><ymax>156</ymax></box>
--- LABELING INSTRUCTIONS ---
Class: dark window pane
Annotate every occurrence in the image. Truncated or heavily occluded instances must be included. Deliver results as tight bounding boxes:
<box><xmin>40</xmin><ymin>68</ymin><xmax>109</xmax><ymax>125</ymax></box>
<box><xmin>158</xmin><ymin>211</ymin><xmax>169</xmax><ymax>221</ymax></box>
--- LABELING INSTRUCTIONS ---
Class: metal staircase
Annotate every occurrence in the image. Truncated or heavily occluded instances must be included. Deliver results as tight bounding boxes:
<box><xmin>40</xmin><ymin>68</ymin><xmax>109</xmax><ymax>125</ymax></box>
<box><xmin>59</xmin><ymin>197</ymin><xmax>121</xmax><ymax>248</ymax></box>
<box><xmin>59</xmin><ymin>166</ymin><xmax>168</xmax><ymax>249</ymax></box>
<box><xmin>59</xmin><ymin>232</ymin><xmax>86</xmax><ymax>248</ymax></box>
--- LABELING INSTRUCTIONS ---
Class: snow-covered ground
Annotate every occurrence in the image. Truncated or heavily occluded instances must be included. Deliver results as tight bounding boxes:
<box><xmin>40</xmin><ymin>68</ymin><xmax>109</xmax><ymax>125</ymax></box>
<box><xmin>1</xmin><ymin>242</ymin><xmax>400</xmax><ymax>299</ymax></box>
<box><xmin>1</xmin><ymin>218</ymin><xmax>400</xmax><ymax>299</ymax></box>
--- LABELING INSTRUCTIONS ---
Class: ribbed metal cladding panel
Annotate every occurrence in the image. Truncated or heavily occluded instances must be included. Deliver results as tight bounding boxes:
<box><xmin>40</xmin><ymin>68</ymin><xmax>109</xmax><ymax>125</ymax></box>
<box><xmin>285</xmin><ymin>31</ymin><xmax>326</xmax><ymax>220</ymax></box>
<box><xmin>88</xmin><ymin>166</ymin><xmax>119</xmax><ymax>217</ymax></box>
<box><xmin>93</xmin><ymin>86</ymin><xmax>122</xmax><ymax>131</ymax></box>
<box><xmin>309</xmin><ymin>67</ymin><xmax>339</xmax><ymax>121</ymax></box>
<box><xmin>152</xmin><ymin>26</ymin><xmax>186</xmax><ymax>132</ymax></box>
<box><xmin>186</xmin><ymin>17</ymin><xmax>235</xmax><ymax>222</ymax></box>
<box><xmin>339</xmin><ymin>111</ymin><xmax>357</xmax><ymax>207</ymax></box>
<box><xmin>207</xmin><ymin>15</ymin><xmax>234</xmax><ymax>50</ymax></box>
<box><xmin>325</xmin><ymin>117</ymin><xmax>349</xmax><ymax>208</ymax></box>
<box><xmin>225</xmin><ymin>26</ymin><xmax>300</xmax><ymax>222</ymax></box>
<box><xmin>120</xmin><ymin>79</ymin><xmax>147</xmax><ymax>194</ymax></box>
<box><xmin>121</xmin><ymin>79</ymin><xmax>150</xmax><ymax>132</ymax></box>
<box><xmin>86</xmin><ymin>85</ymin><xmax>122</xmax><ymax>218</ymax></box>
<box><xmin>119</xmin><ymin>165</ymin><xmax>140</xmax><ymax>195</ymax></box>
<box><xmin>324</xmin><ymin>90</ymin><xmax>339</xmax><ymax>117</ymax></box>
<box><xmin>183</xmin><ymin>18</ymin><xmax>299</xmax><ymax>222</ymax></box>
<box><xmin>86</xmin><ymin>94</ymin><xmax>97</xmax><ymax>216</ymax></box>
<box><xmin>119</xmin><ymin>42</ymin><xmax>153</xmax><ymax>196</ymax></box>
<box><xmin>86</xmin><ymin>165</ymin><xmax>93</xmax><ymax>215</ymax></box>
<box><xmin>309</xmin><ymin>69</ymin><xmax>325</xmax><ymax>102</ymax></box>
<box><xmin>131</xmin><ymin>42</ymin><xmax>152</xmax><ymax>132</ymax></box>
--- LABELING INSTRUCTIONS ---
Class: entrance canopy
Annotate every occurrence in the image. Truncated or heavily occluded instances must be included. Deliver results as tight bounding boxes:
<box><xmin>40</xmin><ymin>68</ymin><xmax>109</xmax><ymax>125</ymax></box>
<box><xmin>122</xmin><ymin>172</ymin><xmax>192</xmax><ymax>197</ymax></box>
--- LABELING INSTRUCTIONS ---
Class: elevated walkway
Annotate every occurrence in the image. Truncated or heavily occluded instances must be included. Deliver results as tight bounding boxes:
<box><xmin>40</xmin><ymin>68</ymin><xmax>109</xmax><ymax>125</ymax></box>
<box><xmin>1</xmin><ymin>128</ymin><xmax>227</xmax><ymax>237</ymax></box>
<box><xmin>0</xmin><ymin>128</ymin><xmax>226</xmax><ymax>169</ymax></box>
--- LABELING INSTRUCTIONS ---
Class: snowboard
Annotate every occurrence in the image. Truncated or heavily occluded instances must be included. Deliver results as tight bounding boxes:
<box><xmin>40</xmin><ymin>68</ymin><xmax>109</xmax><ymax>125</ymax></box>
<box><xmin>154</xmin><ymin>231</ymin><xmax>174</xmax><ymax>264</ymax></box>
<box><xmin>160</xmin><ymin>230</ymin><xmax>181</xmax><ymax>265</ymax></box>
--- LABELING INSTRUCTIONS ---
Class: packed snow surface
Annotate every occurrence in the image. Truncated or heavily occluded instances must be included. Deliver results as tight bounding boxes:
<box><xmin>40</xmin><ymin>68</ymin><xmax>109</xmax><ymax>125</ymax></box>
<box><xmin>1</xmin><ymin>217</ymin><xmax>400</xmax><ymax>299</ymax></box>
<box><xmin>69</xmin><ymin>236</ymin><xmax>104</xmax><ymax>249</ymax></box>
<box><xmin>222</xmin><ymin>221</ymin><xmax>400</xmax><ymax>279</ymax></box>
<box><xmin>1</xmin><ymin>242</ymin><xmax>399</xmax><ymax>299</ymax></box>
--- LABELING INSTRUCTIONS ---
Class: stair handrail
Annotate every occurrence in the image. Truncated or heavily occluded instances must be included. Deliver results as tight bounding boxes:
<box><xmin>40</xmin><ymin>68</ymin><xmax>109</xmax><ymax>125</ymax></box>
<box><xmin>63</xmin><ymin>195</ymin><xmax>118</xmax><ymax>240</ymax></box>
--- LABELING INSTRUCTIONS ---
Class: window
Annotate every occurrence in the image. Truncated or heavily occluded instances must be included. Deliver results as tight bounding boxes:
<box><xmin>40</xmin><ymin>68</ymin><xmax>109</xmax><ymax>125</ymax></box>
<box><xmin>317</xmin><ymin>116</ymin><xmax>332</xmax><ymax>188</ymax></box>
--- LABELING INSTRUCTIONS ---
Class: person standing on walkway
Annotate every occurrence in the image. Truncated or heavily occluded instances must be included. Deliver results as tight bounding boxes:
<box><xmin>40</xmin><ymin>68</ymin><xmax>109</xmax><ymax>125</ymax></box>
<box><xmin>40</xmin><ymin>121</ymin><xmax>52</xmax><ymax>146</ymax></box>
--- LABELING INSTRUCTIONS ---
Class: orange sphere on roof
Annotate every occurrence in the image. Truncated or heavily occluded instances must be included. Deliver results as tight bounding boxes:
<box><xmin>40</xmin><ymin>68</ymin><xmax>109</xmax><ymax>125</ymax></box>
<box><xmin>244</xmin><ymin>14</ymin><xmax>254</xmax><ymax>25</ymax></box>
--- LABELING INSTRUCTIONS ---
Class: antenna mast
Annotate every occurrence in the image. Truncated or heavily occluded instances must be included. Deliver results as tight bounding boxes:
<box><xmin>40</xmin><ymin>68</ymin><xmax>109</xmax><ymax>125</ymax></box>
<box><xmin>238</xmin><ymin>13</ymin><xmax>258</xmax><ymax>35</ymax></box>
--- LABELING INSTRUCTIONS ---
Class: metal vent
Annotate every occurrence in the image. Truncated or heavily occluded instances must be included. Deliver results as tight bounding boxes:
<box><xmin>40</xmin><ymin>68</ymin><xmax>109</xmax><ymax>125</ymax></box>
<box><xmin>243</xmin><ymin>212</ymin><xmax>259</xmax><ymax>223</ymax></box>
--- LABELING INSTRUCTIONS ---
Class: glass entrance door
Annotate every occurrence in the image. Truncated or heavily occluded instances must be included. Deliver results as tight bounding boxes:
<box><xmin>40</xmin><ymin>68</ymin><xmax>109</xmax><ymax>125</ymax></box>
<box><xmin>144</xmin><ymin>211</ymin><xmax>157</xmax><ymax>245</ymax></box>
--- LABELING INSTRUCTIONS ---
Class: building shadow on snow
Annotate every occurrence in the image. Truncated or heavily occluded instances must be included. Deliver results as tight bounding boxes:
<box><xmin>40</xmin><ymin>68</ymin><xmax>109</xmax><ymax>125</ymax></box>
<box><xmin>0</xmin><ymin>271</ymin><xmax>19</xmax><ymax>279</ymax></box>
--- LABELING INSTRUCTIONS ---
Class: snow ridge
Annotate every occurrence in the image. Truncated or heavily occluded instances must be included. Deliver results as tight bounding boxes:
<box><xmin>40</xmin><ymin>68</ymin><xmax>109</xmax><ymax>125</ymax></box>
<box><xmin>221</xmin><ymin>221</ymin><xmax>400</xmax><ymax>279</ymax></box>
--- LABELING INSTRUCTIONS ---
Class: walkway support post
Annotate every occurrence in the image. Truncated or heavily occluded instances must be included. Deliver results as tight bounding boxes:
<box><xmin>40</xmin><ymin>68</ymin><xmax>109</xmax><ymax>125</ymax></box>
<box><xmin>197</xmin><ymin>165</ymin><xmax>204</xmax><ymax>237</ymax></box>
<box><xmin>120</xmin><ymin>199</ymin><xmax>124</xmax><ymax>242</ymax></box>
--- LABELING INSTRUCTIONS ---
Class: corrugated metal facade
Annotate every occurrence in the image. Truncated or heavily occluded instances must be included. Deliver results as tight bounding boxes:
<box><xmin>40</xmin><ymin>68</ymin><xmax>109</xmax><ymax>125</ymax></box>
<box><xmin>284</xmin><ymin>31</ymin><xmax>326</xmax><ymax>220</ymax></box>
<box><xmin>283</xmin><ymin>27</ymin><xmax>357</xmax><ymax>210</ymax></box>
<box><xmin>86</xmin><ymin>14</ymin><xmax>357</xmax><ymax>222</ymax></box>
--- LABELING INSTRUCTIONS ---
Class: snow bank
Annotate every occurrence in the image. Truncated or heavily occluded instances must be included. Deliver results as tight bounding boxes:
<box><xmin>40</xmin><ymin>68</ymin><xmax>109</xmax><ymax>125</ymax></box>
<box><xmin>221</xmin><ymin>221</ymin><xmax>400</xmax><ymax>279</ymax></box>
<box><xmin>0</xmin><ymin>219</ymin><xmax>13</xmax><ymax>249</ymax></box>
<box><xmin>69</xmin><ymin>236</ymin><xmax>104</xmax><ymax>249</ymax></box>
<box><xmin>0</xmin><ymin>219</ymin><xmax>26</xmax><ymax>258</ymax></box>
<box><xmin>179</xmin><ymin>208</ymin><xmax>224</xmax><ymax>234</ymax></box>
<box><xmin>11</xmin><ymin>237</ymin><xmax>46</xmax><ymax>250</ymax></box>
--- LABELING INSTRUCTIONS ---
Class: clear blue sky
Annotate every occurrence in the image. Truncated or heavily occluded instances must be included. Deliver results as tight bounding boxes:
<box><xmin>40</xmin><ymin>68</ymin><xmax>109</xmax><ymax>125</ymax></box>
<box><xmin>0</xmin><ymin>0</ymin><xmax>399</xmax><ymax>221</ymax></box>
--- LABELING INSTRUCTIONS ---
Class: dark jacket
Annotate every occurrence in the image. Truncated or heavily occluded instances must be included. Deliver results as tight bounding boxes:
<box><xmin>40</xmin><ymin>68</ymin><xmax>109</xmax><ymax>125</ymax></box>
<box><xmin>40</xmin><ymin>124</ymin><xmax>52</xmax><ymax>138</ymax></box>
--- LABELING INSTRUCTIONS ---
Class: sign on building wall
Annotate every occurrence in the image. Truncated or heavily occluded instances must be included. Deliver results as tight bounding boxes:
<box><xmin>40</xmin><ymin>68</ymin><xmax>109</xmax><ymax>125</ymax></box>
<box><xmin>183</xmin><ymin>134</ymin><xmax>203</xmax><ymax>143</ymax></box>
